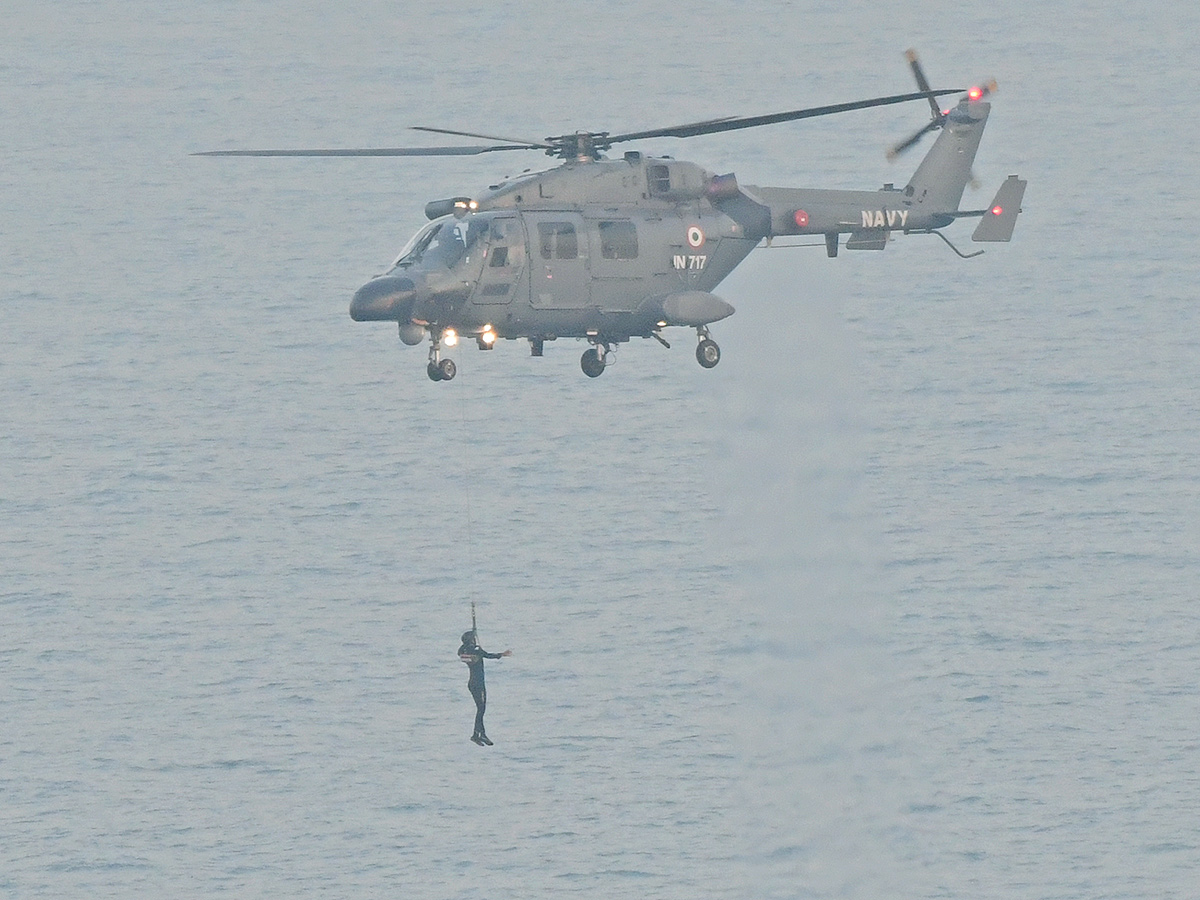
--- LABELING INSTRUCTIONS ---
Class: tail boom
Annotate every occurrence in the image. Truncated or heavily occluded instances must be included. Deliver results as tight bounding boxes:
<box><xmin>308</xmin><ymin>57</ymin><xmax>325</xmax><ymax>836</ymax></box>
<box><xmin>741</xmin><ymin>94</ymin><xmax>1022</xmax><ymax>255</ymax></box>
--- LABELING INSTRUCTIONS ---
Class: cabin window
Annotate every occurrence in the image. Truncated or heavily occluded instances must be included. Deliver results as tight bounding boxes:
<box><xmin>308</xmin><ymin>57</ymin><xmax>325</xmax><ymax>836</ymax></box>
<box><xmin>538</xmin><ymin>222</ymin><xmax>578</xmax><ymax>259</ymax></box>
<box><xmin>648</xmin><ymin>164</ymin><xmax>671</xmax><ymax>195</ymax></box>
<box><xmin>598</xmin><ymin>220</ymin><xmax>638</xmax><ymax>259</ymax></box>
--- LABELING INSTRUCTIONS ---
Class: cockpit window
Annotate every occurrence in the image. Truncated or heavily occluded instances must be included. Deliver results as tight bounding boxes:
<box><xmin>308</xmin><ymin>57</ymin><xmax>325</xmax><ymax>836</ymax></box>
<box><xmin>391</xmin><ymin>216</ymin><xmax>488</xmax><ymax>270</ymax></box>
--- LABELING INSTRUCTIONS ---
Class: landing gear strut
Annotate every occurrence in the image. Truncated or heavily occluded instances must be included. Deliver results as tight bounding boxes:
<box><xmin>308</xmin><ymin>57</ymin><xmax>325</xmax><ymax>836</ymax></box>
<box><xmin>695</xmin><ymin>327</ymin><xmax>720</xmax><ymax>369</ymax></box>
<box><xmin>426</xmin><ymin>332</ymin><xmax>456</xmax><ymax>382</ymax></box>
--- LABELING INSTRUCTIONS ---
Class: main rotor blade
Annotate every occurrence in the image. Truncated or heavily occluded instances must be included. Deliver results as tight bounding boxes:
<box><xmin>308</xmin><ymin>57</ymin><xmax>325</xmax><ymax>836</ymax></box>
<box><xmin>411</xmin><ymin>125</ymin><xmax>554</xmax><ymax>150</ymax></box>
<box><xmin>193</xmin><ymin>143</ymin><xmax>539</xmax><ymax>158</ymax></box>
<box><xmin>605</xmin><ymin>89</ymin><xmax>963</xmax><ymax>144</ymax></box>
<box><xmin>196</xmin><ymin>84</ymin><xmax>973</xmax><ymax>162</ymax></box>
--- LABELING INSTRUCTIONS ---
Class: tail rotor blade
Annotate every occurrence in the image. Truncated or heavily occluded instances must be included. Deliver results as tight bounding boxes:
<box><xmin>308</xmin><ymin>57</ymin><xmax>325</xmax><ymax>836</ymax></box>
<box><xmin>905</xmin><ymin>48</ymin><xmax>943</xmax><ymax>119</ymax></box>
<box><xmin>887</xmin><ymin>117</ymin><xmax>942</xmax><ymax>160</ymax></box>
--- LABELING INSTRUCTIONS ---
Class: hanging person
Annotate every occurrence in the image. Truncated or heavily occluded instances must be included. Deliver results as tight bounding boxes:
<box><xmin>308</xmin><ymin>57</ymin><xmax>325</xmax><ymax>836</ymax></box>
<box><xmin>458</xmin><ymin>629</ymin><xmax>512</xmax><ymax>746</ymax></box>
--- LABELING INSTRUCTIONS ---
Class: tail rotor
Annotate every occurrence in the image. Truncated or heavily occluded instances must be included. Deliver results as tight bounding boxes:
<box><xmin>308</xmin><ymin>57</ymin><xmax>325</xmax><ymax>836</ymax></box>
<box><xmin>887</xmin><ymin>49</ymin><xmax>996</xmax><ymax>163</ymax></box>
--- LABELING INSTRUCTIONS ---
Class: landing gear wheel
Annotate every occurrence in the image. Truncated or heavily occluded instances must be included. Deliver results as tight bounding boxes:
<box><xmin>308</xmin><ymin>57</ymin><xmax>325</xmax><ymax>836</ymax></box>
<box><xmin>581</xmin><ymin>347</ymin><xmax>606</xmax><ymax>378</ymax></box>
<box><xmin>438</xmin><ymin>358</ymin><xmax>457</xmax><ymax>381</ymax></box>
<box><xmin>427</xmin><ymin>361</ymin><xmax>443</xmax><ymax>381</ymax></box>
<box><xmin>696</xmin><ymin>338</ymin><xmax>721</xmax><ymax>369</ymax></box>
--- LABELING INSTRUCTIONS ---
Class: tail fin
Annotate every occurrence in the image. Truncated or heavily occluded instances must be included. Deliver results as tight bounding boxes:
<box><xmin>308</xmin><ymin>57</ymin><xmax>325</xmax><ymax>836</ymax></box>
<box><xmin>905</xmin><ymin>98</ymin><xmax>990</xmax><ymax>215</ymax></box>
<box><xmin>972</xmin><ymin>175</ymin><xmax>1027</xmax><ymax>242</ymax></box>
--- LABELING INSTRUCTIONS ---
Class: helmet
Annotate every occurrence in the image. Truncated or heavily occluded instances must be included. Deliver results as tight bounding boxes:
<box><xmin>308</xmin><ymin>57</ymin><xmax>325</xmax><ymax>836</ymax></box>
<box><xmin>461</xmin><ymin>630</ymin><xmax>476</xmax><ymax>644</ymax></box>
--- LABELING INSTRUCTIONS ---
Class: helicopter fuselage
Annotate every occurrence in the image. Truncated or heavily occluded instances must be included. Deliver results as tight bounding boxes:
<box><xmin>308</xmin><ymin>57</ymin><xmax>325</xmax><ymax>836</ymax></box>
<box><xmin>344</xmin><ymin>94</ymin><xmax>1020</xmax><ymax>379</ymax></box>
<box><xmin>350</xmin><ymin>155</ymin><xmax>756</xmax><ymax>353</ymax></box>
<box><xmin>198</xmin><ymin>53</ymin><xmax>1022</xmax><ymax>380</ymax></box>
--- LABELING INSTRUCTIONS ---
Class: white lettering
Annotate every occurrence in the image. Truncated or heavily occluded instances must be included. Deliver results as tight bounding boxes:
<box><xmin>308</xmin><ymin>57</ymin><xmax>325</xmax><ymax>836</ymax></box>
<box><xmin>861</xmin><ymin>210</ymin><xmax>910</xmax><ymax>229</ymax></box>
<box><xmin>673</xmin><ymin>254</ymin><xmax>688</xmax><ymax>270</ymax></box>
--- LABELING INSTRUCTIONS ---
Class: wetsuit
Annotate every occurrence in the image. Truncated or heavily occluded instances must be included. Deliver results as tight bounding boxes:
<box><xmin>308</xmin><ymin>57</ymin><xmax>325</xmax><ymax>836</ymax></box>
<box><xmin>459</xmin><ymin>641</ymin><xmax>504</xmax><ymax>742</ymax></box>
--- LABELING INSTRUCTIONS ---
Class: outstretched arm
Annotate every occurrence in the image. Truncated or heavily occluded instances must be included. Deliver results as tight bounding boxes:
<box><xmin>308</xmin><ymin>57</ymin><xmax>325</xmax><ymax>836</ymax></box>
<box><xmin>481</xmin><ymin>649</ymin><xmax>512</xmax><ymax>659</ymax></box>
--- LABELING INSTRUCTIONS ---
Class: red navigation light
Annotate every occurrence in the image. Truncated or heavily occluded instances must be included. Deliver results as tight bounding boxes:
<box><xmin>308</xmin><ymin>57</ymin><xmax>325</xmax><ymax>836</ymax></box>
<box><xmin>968</xmin><ymin>86</ymin><xmax>984</xmax><ymax>101</ymax></box>
<box><xmin>991</xmin><ymin>205</ymin><xmax>1004</xmax><ymax>216</ymax></box>
<box><xmin>793</xmin><ymin>209</ymin><xmax>809</xmax><ymax>229</ymax></box>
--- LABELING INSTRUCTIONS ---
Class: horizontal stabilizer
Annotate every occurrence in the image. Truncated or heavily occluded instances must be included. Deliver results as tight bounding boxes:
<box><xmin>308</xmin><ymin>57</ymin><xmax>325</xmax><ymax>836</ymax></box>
<box><xmin>846</xmin><ymin>228</ymin><xmax>888</xmax><ymax>250</ymax></box>
<box><xmin>972</xmin><ymin>175</ymin><xmax>1027</xmax><ymax>242</ymax></box>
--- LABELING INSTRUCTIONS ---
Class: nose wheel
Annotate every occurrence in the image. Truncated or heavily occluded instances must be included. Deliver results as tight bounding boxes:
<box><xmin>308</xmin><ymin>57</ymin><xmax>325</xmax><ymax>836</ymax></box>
<box><xmin>695</xmin><ymin>328</ymin><xmax>720</xmax><ymax>369</ymax></box>
<box><xmin>427</xmin><ymin>358</ymin><xmax>456</xmax><ymax>381</ymax></box>
<box><xmin>426</xmin><ymin>333</ymin><xmax>456</xmax><ymax>382</ymax></box>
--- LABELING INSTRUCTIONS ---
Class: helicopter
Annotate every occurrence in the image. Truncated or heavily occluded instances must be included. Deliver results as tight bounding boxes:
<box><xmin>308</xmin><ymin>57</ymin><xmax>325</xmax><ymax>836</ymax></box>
<box><xmin>198</xmin><ymin>51</ymin><xmax>1025</xmax><ymax>381</ymax></box>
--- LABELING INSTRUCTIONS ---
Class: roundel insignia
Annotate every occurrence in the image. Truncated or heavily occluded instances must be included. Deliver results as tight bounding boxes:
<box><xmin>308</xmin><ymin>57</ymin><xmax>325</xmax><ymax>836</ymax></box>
<box><xmin>686</xmin><ymin>225</ymin><xmax>705</xmax><ymax>248</ymax></box>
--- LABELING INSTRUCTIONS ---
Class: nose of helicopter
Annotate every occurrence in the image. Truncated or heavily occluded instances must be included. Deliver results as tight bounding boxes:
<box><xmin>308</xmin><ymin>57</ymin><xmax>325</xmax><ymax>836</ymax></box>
<box><xmin>350</xmin><ymin>275</ymin><xmax>417</xmax><ymax>321</ymax></box>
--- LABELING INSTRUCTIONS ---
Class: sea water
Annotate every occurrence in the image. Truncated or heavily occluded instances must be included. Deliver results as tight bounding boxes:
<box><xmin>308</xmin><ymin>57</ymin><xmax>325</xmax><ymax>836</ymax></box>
<box><xmin>4</xmin><ymin>1</ymin><xmax>1200</xmax><ymax>897</ymax></box>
